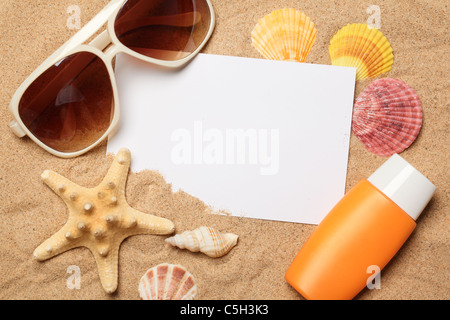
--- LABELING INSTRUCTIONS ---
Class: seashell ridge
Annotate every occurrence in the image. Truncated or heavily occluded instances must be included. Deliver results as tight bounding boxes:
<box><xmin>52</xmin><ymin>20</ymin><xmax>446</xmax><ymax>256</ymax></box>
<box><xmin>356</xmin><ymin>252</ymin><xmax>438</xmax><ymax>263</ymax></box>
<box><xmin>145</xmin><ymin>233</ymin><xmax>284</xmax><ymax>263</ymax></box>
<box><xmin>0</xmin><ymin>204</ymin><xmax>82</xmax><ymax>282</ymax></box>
<box><xmin>329</xmin><ymin>23</ymin><xmax>394</xmax><ymax>80</ymax></box>
<box><xmin>352</xmin><ymin>78</ymin><xmax>422</xmax><ymax>156</ymax></box>
<box><xmin>138</xmin><ymin>263</ymin><xmax>197</xmax><ymax>300</ymax></box>
<box><xmin>165</xmin><ymin>226</ymin><xmax>238</xmax><ymax>258</ymax></box>
<box><xmin>251</xmin><ymin>8</ymin><xmax>317</xmax><ymax>62</ymax></box>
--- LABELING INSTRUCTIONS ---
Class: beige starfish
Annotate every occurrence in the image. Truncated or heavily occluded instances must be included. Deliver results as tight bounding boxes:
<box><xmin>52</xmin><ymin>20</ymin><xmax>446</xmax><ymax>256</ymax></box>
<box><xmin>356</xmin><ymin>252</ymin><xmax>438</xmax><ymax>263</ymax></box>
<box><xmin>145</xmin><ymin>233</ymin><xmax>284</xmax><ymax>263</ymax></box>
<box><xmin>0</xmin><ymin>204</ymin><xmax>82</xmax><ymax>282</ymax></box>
<box><xmin>33</xmin><ymin>148</ymin><xmax>175</xmax><ymax>294</ymax></box>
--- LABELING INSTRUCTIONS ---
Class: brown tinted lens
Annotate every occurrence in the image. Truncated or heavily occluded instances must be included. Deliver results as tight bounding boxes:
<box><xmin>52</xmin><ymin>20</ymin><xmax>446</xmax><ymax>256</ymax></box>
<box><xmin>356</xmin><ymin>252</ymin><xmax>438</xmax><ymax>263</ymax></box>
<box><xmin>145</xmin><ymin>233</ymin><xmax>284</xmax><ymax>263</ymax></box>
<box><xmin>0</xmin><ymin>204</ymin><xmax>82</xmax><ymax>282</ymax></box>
<box><xmin>114</xmin><ymin>0</ymin><xmax>212</xmax><ymax>61</ymax></box>
<box><xmin>19</xmin><ymin>52</ymin><xmax>114</xmax><ymax>153</ymax></box>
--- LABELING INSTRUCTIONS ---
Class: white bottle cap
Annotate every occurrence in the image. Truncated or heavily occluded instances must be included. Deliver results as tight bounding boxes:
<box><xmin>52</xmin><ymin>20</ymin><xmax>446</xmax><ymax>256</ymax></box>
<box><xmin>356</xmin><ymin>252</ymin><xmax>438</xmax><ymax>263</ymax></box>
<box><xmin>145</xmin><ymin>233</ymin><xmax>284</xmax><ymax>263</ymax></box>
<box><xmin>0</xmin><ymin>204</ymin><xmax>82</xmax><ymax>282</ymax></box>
<box><xmin>368</xmin><ymin>154</ymin><xmax>436</xmax><ymax>221</ymax></box>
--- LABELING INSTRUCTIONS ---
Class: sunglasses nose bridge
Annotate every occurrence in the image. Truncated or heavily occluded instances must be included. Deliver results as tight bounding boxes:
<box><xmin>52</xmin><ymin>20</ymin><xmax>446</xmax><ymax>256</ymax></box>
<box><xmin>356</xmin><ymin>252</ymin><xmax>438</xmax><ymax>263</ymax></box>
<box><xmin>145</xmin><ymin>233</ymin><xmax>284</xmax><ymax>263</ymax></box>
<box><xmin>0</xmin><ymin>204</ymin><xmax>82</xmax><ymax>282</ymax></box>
<box><xmin>90</xmin><ymin>30</ymin><xmax>113</xmax><ymax>51</ymax></box>
<box><xmin>89</xmin><ymin>30</ymin><xmax>121</xmax><ymax>64</ymax></box>
<box><xmin>104</xmin><ymin>44</ymin><xmax>121</xmax><ymax>63</ymax></box>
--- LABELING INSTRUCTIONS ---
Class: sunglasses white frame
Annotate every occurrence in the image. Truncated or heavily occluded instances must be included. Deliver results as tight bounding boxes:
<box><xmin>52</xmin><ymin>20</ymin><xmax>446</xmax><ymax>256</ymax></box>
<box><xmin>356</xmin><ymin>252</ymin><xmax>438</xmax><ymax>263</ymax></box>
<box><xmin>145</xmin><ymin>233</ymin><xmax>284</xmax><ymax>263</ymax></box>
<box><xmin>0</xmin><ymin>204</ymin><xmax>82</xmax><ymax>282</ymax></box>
<box><xmin>8</xmin><ymin>0</ymin><xmax>215</xmax><ymax>158</ymax></box>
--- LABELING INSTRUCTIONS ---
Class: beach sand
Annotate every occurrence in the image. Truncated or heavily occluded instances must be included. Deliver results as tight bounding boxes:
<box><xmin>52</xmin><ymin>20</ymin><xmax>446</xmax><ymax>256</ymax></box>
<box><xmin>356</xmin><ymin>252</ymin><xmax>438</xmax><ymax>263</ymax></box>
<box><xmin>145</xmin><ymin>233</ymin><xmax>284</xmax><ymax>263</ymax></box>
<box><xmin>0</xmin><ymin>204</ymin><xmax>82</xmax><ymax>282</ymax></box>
<box><xmin>0</xmin><ymin>0</ymin><xmax>448</xmax><ymax>299</ymax></box>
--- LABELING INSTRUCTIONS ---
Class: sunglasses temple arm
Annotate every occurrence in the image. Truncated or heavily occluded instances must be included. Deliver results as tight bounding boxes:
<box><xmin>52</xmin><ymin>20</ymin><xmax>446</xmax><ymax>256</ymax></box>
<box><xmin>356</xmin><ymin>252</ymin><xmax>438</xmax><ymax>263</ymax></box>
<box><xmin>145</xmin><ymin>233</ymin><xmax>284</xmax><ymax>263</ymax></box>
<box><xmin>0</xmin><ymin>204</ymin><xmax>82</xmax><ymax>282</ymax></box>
<box><xmin>10</xmin><ymin>120</ymin><xmax>26</xmax><ymax>138</ymax></box>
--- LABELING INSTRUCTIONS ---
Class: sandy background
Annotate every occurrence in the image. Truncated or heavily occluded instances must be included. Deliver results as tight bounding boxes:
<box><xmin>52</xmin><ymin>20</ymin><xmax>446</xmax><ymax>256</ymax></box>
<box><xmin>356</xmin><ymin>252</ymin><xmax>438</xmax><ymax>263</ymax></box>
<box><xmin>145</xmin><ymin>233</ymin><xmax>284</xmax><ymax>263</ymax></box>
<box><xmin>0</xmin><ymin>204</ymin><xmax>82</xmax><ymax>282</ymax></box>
<box><xmin>0</xmin><ymin>0</ymin><xmax>448</xmax><ymax>300</ymax></box>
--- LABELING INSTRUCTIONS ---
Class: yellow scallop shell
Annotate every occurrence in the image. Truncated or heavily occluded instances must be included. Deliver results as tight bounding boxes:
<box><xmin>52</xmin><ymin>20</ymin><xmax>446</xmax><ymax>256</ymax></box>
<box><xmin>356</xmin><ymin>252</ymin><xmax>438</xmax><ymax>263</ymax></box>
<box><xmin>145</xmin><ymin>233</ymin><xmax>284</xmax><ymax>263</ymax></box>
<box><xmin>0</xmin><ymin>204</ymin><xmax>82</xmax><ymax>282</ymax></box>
<box><xmin>329</xmin><ymin>23</ymin><xmax>394</xmax><ymax>80</ymax></box>
<box><xmin>251</xmin><ymin>8</ymin><xmax>317</xmax><ymax>62</ymax></box>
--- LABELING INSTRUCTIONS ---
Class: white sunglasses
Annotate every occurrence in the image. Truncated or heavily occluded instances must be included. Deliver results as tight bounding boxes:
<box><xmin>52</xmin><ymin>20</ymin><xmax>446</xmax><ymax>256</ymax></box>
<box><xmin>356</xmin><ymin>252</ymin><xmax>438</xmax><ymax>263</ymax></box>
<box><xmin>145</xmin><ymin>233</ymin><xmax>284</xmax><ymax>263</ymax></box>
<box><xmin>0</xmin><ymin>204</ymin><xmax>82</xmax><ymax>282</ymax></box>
<box><xmin>9</xmin><ymin>0</ymin><xmax>215</xmax><ymax>158</ymax></box>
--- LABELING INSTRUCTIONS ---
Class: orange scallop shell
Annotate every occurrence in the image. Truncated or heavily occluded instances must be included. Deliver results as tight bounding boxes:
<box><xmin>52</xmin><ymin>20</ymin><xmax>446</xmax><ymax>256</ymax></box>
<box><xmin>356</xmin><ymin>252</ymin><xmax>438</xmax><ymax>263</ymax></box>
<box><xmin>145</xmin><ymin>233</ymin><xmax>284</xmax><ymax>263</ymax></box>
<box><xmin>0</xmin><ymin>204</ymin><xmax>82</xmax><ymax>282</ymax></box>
<box><xmin>251</xmin><ymin>8</ymin><xmax>317</xmax><ymax>62</ymax></box>
<box><xmin>329</xmin><ymin>23</ymin><xmax>394</xmax><ymax>80</ymax></box>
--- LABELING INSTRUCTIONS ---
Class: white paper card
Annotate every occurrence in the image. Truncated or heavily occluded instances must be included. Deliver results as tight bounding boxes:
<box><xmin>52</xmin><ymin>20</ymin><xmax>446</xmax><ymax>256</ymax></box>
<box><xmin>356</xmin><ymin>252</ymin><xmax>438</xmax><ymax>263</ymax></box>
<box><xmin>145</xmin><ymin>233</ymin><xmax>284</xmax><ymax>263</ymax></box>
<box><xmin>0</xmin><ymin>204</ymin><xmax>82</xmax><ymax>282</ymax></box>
<box><xmin>108</xmin><ymin>53</ymin><xmax>356</xmax><ymax>225</ymax></box>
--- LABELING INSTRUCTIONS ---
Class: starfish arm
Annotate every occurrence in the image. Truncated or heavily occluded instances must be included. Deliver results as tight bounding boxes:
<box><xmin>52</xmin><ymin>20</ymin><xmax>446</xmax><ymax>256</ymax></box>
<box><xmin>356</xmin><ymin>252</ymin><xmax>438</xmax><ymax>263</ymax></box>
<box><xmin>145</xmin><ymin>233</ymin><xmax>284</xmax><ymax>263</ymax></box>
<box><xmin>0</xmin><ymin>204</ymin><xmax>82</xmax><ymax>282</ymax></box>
<box><xmin>101</xmin><ymin>148</ymin><xmax>131</xmax><ymax>198</ymax></box>
<box><xmin>33</xmin><ymin>224</ymin><xmax>81</xmax><ymax>261</ymax></box>
<box><xmin>91</xmin><ymin>242</ymin><xmax>120</xmax><ymax>294</ymax></box>
<box><xmin>127</xmin><ymin>207</ymin><xmax>175</xmax><ymax>235</ymax></box>
<box><xmin>41</xmin><ymin>170</ymin><xmax>87</xmax><ymax>205</ymax></box>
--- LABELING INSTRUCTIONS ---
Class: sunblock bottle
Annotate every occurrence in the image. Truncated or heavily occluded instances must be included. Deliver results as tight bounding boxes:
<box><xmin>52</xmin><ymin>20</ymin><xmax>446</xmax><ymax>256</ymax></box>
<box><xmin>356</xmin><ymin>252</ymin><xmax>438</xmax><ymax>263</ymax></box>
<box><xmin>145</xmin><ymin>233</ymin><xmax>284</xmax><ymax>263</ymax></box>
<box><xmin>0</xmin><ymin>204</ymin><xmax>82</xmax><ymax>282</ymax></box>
<box><xmin>285</xmin><ymin>154</ymin><xmax>436</xmax><ymax>300</ymax></box>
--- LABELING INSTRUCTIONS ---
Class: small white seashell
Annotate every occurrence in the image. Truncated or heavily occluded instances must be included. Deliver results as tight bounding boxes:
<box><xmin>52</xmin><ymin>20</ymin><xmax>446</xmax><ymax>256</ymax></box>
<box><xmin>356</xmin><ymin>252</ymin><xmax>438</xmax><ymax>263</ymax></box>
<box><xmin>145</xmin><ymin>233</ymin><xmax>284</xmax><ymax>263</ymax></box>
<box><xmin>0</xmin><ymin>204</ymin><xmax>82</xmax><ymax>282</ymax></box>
<box><xmin>138</xmin><ymin>263</ymin><xmax>197</xmax><ymax>300</ymax></box>
<box><xmin>165</xmin><ymin>226</ymin><xmax>239</xmax><ymax>258</ymax></box>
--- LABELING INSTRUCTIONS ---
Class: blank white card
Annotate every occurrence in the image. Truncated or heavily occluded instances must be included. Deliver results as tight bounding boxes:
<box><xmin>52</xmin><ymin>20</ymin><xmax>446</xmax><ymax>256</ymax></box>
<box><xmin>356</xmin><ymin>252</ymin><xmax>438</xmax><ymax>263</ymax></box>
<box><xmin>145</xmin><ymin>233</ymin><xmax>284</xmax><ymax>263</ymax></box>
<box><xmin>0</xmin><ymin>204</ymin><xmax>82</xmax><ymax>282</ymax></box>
<box><xmin>107</xmin><ymin>53</ymin><xmax>356</xmax><ymax>225</ymax></box>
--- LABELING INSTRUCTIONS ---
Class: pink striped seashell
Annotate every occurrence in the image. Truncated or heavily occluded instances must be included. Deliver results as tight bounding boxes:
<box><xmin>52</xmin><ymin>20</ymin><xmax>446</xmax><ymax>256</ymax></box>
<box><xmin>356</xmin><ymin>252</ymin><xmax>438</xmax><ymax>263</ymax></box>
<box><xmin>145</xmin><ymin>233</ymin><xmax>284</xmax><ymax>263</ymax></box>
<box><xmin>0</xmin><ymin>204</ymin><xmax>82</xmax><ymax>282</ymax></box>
<box><xmin>138</xmin><ymin>263</ymin><xmax>197</xmax><ymax>300</ymax></box>
<box><xmin>352</xmin><ymin>78</ymin><xmax>423</xmax><ymax>157</ymax></box>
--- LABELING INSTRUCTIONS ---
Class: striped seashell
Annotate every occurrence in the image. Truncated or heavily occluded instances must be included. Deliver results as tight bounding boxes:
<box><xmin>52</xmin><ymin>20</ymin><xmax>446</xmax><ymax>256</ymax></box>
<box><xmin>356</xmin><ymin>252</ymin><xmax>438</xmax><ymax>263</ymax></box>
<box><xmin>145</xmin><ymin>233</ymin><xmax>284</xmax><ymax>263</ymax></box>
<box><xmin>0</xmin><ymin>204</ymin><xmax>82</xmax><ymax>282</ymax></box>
<box><xmin>165</xmin><ymin>226</ymin><xmax>238</xmax><ymax>258</ymax></box>
<box><xmin>251</xmin><ymin>8</ymin><xmax>317</xmax><ymax>62</ymax></box>
<box><xmin>352</xmin><ymin>78</ymin><xmax>423</xmax><ymax>157</ymax></box>
<box><xmin>138</xmin><ymin>263</ymin><xmax>197</xmax><ymax>300</ymax></box>
<box><xmin>329</xmin><ymin>23</ymin><xmax>394</xmax><ymax>80</ymax></box>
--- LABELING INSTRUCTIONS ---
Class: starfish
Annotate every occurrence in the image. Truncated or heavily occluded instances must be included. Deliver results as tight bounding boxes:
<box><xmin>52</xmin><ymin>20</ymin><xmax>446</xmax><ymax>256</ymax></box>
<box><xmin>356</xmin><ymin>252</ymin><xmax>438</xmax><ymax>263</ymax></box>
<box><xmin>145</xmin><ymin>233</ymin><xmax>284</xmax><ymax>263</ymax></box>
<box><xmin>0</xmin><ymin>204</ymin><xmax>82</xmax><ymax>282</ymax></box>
<box><xmin>33</xmin><ymin>148</ymin><xmax>175</xmax><ymax>294</ymax></box>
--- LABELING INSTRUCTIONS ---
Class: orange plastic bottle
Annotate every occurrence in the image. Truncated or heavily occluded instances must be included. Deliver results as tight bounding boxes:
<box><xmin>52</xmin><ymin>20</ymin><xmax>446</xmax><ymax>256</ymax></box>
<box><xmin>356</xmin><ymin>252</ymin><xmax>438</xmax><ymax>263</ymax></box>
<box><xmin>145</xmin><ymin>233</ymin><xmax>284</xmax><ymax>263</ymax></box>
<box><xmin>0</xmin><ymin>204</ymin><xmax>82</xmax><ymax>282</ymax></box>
<box><xmin>285</xmin><ymin>154</ymin><xmax>436</xmax><ymax>300</ymax></box>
